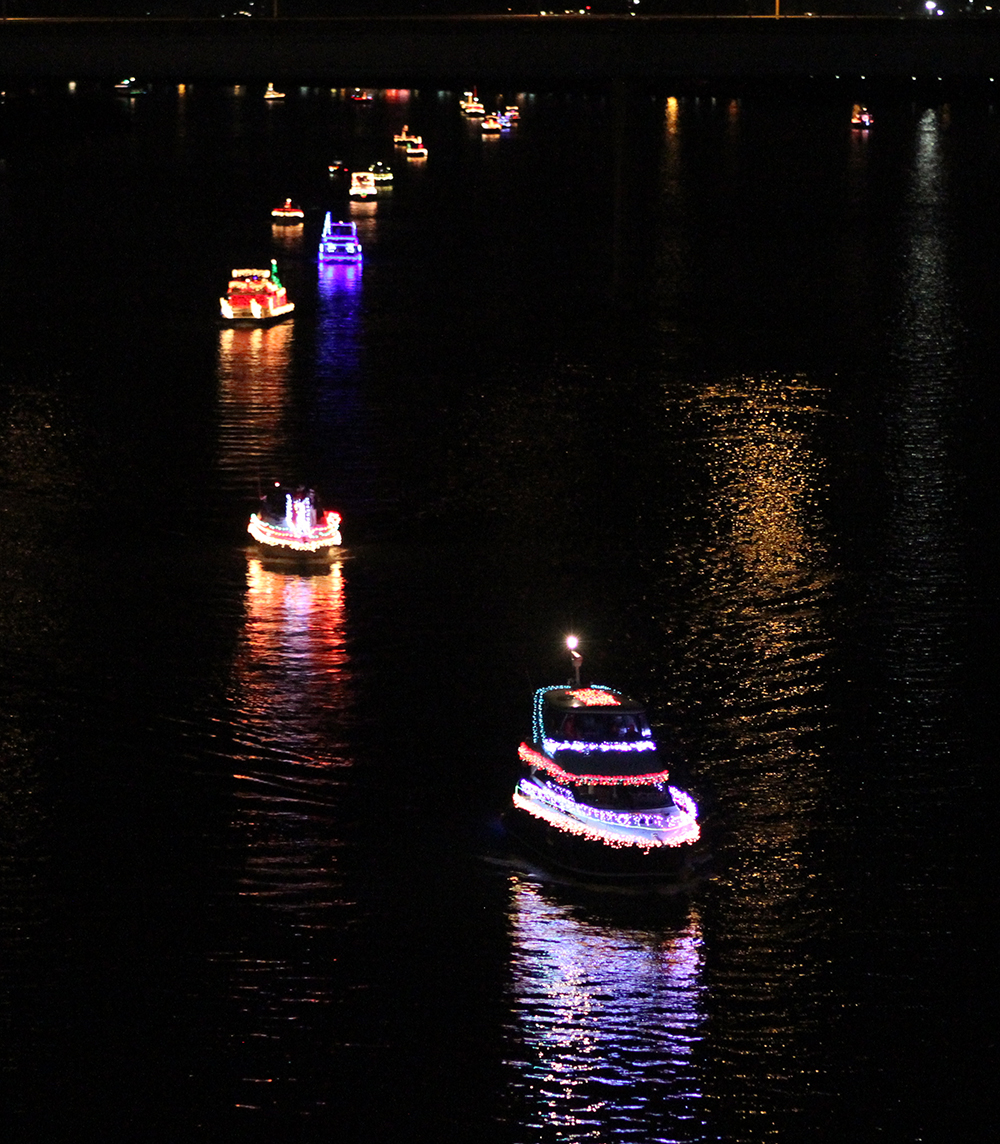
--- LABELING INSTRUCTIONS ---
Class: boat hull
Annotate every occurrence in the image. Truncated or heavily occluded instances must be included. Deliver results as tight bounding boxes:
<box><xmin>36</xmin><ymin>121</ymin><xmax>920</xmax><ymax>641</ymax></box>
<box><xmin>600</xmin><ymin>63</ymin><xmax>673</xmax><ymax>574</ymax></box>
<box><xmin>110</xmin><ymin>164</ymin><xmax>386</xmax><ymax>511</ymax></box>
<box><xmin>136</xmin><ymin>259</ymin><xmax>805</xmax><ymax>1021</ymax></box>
<box><xmin>504</xmin><ymin>804</ymin><xmax>704</xmax><ymax>884</ymax></box>
<box><xmin>219</xmin><ymin>302</ymin><xmax>295</xmax><ymax>326</ymax></box>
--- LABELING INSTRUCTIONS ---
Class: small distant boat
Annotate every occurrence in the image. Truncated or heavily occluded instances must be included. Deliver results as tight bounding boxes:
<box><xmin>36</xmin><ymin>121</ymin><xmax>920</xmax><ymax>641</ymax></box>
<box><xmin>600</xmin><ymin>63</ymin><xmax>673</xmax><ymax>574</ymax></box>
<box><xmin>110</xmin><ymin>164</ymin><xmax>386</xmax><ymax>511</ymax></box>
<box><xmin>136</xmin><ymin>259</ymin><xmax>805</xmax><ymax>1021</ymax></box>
<box><xmin>270</xmin><ymin>198</ymin><xmax>304</xmax><ymax>222</ymax></box>
<box><xmin>481</xmin><ymin>115</ymin><xmax>502</xmax><ymax>134</ymax></box>
<box><xmin>851</xmin><ymin>104</ymin><xmax>874</xmax><ymax>128</ymax></box>
<box><xmin>505</xmin><ymin>637</ymin><xmax>703</xmax><ymax>884</ymax></box>
<box><xmin>504</xmin><ymin>104</ymin><xmax>520</xmax><ymax>121</ymax></box>
<box><xmin>318</xmin><ymin>213</ymin><xmax>362</xmax><ymax>262</ymax></box>
<box><xmin>368</xmin><ymin>161</ymin><xmax>393</xmax><ymax>183</ymax></box>
<box><xmin>462</xmin><ymin>91</ymin><xmax>485</xmax><ymax>117</ymax></box>
<box><xmin>327</xmin><ymin>159</ymin><xmax>348</xmax><ymax>176</ymax></box>
<box><xmin>264</xmin><ymin>83</ymin><xmax>285</xmax><ymax>101</ymax></box>
<box><xmin>248</xmin><ymin>484</ymin><xmax>343</xmax><ymax>562</ymax></box>
<box><xmin>219</xmin><ymin>260</ymin><xmax>294</xmax><ymax>325</ymax></box>
<box><xmin>115</xmin><ymin>77</ymin><xmax>148</xmax><ymax>95</ymax></box>
<box><xmin>351</xmin><ymin>88</ymin><xmax>374</xmax><ymax>102</ymax></box>
<box><xmin>393</xmin><ymin>125</ymin><xmax>420</xmax><ymax>145</ymax></box>
<box><xmin>349</xmin><ymin>170</ymin><xmax>377</xmax><ymax>199</ymax></box>
<box><xmin>405</xmin><ymin>137</ymin><xmax>428</xmax><ymax>158</ymax></box>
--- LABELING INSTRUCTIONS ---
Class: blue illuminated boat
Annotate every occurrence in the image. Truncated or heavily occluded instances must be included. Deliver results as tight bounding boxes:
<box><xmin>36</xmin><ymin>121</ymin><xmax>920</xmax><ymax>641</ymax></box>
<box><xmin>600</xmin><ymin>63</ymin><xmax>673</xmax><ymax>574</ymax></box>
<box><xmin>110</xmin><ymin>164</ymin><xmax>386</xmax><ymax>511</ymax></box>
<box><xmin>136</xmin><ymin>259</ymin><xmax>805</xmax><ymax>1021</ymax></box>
<box><xmin>507</xmin><ymin>641</ymin><xmax>702</xmax><ymax>883</ymax></box>
<box><xmin>318</xmin><ymin>213</ymin><xmax>362</xmax><ymax>262</ymax></box>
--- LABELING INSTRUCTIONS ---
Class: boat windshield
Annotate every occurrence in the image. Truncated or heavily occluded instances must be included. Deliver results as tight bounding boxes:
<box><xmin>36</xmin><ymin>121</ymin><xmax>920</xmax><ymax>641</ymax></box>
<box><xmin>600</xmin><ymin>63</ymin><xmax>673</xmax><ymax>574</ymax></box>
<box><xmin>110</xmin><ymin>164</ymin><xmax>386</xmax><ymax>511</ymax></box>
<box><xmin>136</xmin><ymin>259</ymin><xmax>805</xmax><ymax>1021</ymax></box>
<box><xmin>545</xmin><ymin>709</ymin><xmax>651</xmax><ymax>743</ymax></box>
<box><xmin>576</xmin><ymin>782</ymin><xmax>674</xmax><ymax>811</ymax></box>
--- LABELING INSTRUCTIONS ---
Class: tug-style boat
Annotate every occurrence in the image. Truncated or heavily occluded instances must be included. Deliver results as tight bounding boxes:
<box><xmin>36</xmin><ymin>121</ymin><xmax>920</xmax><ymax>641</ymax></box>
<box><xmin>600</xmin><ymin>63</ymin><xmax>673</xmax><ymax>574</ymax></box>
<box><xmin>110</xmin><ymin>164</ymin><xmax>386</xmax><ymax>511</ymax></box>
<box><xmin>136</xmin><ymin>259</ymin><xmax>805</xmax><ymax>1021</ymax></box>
<box><xmin>271</xmin><ymin>198</ymin><xmax>304</xmax><ymax>222</ymax></box>
<box><xmin>248</xmin><ymin>484</ymin><xmax>343</xmax><ymax>561</ymax></box>
<box><xmin>405</xmin><ymin>137</ymin><xmax>428</xmax><ymax>158</ymax></box>
<box><xmin>264</xmin><ymin>83</ymin><xmax>285</xmax><ymax>101</ymax></box>
<box><xmin>219</xmin><ymin>260</ymin><xmax>294</xmax><ymax>325</ymax></box>
<box><xmin>393</xmin><ymin>125</ymin><xmax>419</xmax><ymax>145</ymax></box>
<box><xmin>318</xmin><ymin>213</ymin><xmax>362</xmax><ymax>262</ymax></box>
<box><xmin>368</xmin><ymin>161</ymin><xmax>393</xmax><ymax>183</ymax></box>
<box><xmin>507</xmin><ymin>638</ymin><xmax>702</xmax><ymax>883</ymax></box>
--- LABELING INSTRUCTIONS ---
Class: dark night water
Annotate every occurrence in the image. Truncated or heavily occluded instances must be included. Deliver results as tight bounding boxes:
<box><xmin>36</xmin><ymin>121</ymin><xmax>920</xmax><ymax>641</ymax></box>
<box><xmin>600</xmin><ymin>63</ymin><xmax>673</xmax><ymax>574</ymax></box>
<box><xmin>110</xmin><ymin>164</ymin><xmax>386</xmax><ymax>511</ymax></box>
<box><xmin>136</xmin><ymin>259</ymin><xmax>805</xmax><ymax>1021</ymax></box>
<box><xmin>1</xmin><ymin>82</ymin><xmax>996</xmax><ymax>1141</ymax></box>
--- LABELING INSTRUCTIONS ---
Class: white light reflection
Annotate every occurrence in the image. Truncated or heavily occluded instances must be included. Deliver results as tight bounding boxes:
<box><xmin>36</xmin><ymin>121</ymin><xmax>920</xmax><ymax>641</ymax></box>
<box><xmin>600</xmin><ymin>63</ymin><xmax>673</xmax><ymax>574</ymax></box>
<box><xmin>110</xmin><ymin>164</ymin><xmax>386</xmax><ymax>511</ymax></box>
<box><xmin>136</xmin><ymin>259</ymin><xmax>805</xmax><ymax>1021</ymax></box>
<box><xmin>879</xmin><ymin>107</ymin><xmax>966</xmax><ymax>788</ymax></box>
<box><xmin>503</xmin><ymin>877</ymin><xmax>704</xmax><ymax>1139</ymax></box>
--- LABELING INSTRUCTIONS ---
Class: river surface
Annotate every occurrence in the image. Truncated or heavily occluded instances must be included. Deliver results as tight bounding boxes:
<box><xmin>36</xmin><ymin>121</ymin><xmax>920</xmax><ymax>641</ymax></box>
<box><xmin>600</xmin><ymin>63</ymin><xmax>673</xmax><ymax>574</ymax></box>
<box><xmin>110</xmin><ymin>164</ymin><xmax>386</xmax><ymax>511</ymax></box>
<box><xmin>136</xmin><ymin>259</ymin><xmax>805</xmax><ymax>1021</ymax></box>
<box><xmin>0</xmin><ymin>82</ymin><xmax>995</xmax><ymax>1142</ymax></box>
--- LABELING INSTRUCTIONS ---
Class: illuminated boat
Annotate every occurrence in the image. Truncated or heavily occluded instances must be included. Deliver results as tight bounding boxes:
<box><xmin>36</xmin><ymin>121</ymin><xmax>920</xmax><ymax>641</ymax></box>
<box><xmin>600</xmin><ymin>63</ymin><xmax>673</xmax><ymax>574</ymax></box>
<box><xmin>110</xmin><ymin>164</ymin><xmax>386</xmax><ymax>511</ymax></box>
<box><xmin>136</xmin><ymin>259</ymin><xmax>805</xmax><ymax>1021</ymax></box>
<box><xmin>368</xmin><ymin>161</ymin><xmax>393</xmax><ymax>183</ymax></box>
<box><xmin>393</xmin><ymin>125</ymin><xmax>419</xmax><ymax>145</ymax></box>
<box><xmin>481</xmin><ymin>115</ymin><xmax>502</xmax><ymax>133</ymax></box>
<box><xmin>248</xmin><ymin>484</ymin><xmax>343</xmax><ymax>561</ymax></box>
<box><xmin>405</xmin><ymin>137</ymin><xmax>428</xmax><ymax>158</ymax></box>
<box><xmin>219</xmin><ymin>260</ymin><xmax>294</xmax><ymax>325</ymax></box>
<box><xmin>507</xmin><ymin>640</ymin><xmax>701</xmax><ymax>882</ymax></box>
<box><xmin>462</xmin><ymin>98</ymin><xmax>485</xmax><ymax>117</ymax></box>
<box><xmin>351</xmin><ymin>88</ymin><xmax>374</xmax><ymax>102</ymax></box>
<box><xmin>349</xmin><ymin>170</ymin><xmax>377</xmax><ymax>199</ymax></box>
<box><xmin>318</xmin><ymin>213</ymin><xmax>362</xmax><ymax>262</ymax></box>
<box><xmin>270</xmin><ymin>198</ymin><xmax>305</xmax><ymax>222</ymax></box>
<box><xmin>504</xmin><ymin>104</ymin><xmax>520</xmax><ymax>121</ymax></box>
<box><xmin>264</xmin><ymin>83</ymin><xmax>285</xmax><ymax>101</ymax></box>
<box><xmin>115</xmin><ymin>76</ymin><xmax>148</xmax><ymax>95</ymax></box>
<box><xmin>851</xmin><ymin>104</ymin><xmax>874</xmax><ymax>128</ymax></box>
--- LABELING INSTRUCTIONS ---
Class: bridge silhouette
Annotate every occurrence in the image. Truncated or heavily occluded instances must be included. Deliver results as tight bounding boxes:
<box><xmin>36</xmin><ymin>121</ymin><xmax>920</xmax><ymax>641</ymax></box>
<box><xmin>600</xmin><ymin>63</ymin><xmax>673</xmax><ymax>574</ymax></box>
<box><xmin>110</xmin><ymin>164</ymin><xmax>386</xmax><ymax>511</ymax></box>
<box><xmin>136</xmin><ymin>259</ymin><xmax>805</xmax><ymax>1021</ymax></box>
<box><xmin>2</xmin><ymin>16</ymin><xmax>1000</xmax><ymax>86</ymax></box>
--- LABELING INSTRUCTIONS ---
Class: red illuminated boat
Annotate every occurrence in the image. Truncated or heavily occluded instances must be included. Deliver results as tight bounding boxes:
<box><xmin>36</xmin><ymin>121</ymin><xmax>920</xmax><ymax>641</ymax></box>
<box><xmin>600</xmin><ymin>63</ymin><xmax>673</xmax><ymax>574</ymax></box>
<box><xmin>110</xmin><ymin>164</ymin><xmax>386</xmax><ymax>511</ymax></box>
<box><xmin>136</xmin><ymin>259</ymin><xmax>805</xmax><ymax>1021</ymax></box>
<box><xmin>248</xmin><ymin>484</ymin><xmax>343</xmax><ymax>561</ymax></box>
<box><xmin>507</xmin><ymin>638</ymin><xmax>702</xmax><ymax>883</ymax></box>
<box><xmin>851</xmin><ymin>104</ymin><xmax>874</xmax><ymax>128</ymax></box>
<box><xmin>219</xmin><ymin>261</ymin><xmax>294</xmax><ymax>325</ymax></box>
<box><xmin>271</xmin><ymin>198</ymin><xmax>305</xmax><ymax>222</ymax></box>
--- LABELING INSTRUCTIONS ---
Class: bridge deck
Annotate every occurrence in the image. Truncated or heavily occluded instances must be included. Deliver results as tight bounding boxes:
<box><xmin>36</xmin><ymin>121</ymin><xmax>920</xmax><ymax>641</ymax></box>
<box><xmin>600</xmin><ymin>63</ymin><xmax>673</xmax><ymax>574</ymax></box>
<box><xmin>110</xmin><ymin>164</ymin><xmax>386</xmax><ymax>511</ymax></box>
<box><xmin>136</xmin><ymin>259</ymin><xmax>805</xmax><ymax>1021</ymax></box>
<box><xmin>2</xmin><ymin>16</ymin><xmax>1000</xmax><ymax>85</ymax></box>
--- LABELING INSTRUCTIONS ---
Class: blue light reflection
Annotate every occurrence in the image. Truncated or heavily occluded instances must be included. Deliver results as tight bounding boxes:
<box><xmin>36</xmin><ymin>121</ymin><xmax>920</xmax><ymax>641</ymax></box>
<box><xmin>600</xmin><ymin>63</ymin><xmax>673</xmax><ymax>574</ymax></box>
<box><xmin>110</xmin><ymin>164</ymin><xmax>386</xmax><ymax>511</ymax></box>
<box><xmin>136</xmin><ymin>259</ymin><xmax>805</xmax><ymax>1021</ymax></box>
<box><xmin>503</xmin><ymin>877</ymin><xmax>704</xmax><ymax>1141</ymax></box>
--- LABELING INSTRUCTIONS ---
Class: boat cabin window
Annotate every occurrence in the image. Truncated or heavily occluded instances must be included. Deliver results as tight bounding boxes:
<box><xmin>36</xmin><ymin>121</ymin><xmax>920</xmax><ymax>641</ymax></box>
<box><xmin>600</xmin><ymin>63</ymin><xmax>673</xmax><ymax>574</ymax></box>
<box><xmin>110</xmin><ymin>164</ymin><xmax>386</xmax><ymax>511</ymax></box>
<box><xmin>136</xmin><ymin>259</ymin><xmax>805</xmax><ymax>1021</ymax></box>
<box><xmin>544</xmin><ymin>709</ymin><xmax>650</xmax><ymax>742</ymax></box>
<box><xmin>577</xmin><ymin>783</ymin><xmax>673</xmax><ymax>811</ymax></box>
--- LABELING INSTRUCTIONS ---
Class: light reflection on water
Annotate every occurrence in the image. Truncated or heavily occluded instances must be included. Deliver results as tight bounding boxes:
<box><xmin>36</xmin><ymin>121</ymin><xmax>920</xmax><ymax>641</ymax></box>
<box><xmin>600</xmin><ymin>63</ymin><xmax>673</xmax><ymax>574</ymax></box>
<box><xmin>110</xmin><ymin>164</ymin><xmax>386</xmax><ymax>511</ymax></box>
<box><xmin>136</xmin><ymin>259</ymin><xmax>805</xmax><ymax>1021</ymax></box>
<box><xmin>503</xmin><ymin>877</ymin><xmax>704</xmax><ymax>1142</ymax></box>
<box><xmin>212</xmin><ymin>558</ymin><xmax>355</xmax><ymax>1116</ymax></box>
<box><xmin>641</xmin><ymin>372</ymin><xmax>836</xmax><ymax>1138</ymax></box>
<box><xmin>216</xmin><ymin>321</ymin><xmax>296</xmax><ymax>496</ymax></box>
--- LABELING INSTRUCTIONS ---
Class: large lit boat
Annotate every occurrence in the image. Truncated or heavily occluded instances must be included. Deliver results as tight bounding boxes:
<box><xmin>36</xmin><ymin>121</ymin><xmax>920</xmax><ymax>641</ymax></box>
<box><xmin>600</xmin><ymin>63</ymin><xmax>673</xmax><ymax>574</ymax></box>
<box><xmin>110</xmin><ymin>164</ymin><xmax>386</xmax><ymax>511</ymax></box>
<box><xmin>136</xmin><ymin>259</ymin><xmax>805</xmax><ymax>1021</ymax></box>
<box><xmin>349</xmin><ymin>170</ymin><xmax>377</xmax><ymax>199</ymax></box>
<box><xmin>368</xmin><ymin>161</ymin><xmax>393</xmax><ymax>183</ymax></box>
<box><xmin>507</xmin><ymin>639</ymin><xmax>702</xmax><ymax>883</ymax></box>
<box><xmin>318</xmin><ymin>213</ymin><xmax>362</xmax><ymax>262</ymax></box>
<box><xmin>462</xmin><ymin>97</ymin><xmax>485</xmax><ymax>117</ymax></box>
<box><xmin>264</xmin><ymin>83</ymin><xmax>285</xmax><ymax>101</ymax></box>
<box><xmin>219</xmin><ymin>260</ymin><xmax>294</xmax><ymax>325</ymax></box>
<box><xmin>248</xmin><ymin>484</ymin><xmax>343</xmax><ymax>561</ymax></box>
<box><xmin>270</xmin><ymin>198</ymin><xmax>305</xmax><ymax>222</ymax></box>
<box><xmin>851</xmin><ymin>104</ymin><xmax>874</xmax><ymax>128</ymax></box>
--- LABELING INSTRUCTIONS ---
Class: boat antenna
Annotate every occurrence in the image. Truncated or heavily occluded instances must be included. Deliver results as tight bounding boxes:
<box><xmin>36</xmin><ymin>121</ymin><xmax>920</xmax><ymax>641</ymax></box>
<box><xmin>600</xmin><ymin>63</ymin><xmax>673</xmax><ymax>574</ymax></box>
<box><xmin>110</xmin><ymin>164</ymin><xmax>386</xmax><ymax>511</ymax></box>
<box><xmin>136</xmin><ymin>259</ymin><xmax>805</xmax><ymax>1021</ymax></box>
<box><xmin>566</xmin><ymin>635</ymin><xmax>582</xmax><ymax>688</ymax></box>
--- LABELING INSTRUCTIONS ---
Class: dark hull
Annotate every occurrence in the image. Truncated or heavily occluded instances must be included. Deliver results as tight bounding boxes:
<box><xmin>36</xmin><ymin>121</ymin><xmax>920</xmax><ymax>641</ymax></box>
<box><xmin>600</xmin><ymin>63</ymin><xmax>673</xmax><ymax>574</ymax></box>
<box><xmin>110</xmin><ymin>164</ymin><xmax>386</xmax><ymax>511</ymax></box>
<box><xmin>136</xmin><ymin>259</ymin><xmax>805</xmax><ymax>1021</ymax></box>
<box><xmin>250</xmin><ymin>543</ymin><xmax>341</xmax><ymax>569</ymax></box>
<box><xmin>504</xmin><ymin>805</ymin><xmax>706</xmax><ymax>886</ymax></box>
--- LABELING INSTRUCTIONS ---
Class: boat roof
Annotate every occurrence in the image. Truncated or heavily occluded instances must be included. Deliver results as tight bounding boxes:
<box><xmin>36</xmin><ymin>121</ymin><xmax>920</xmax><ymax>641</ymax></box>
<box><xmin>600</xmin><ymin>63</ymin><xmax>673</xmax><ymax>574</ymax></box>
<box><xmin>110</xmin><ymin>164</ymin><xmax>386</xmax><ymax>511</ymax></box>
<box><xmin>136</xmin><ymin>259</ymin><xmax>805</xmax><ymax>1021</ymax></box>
<box><xmin>540</xmin><ymin>687</ymin><xmax>646</xmax><ymax>715</ymax></box>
